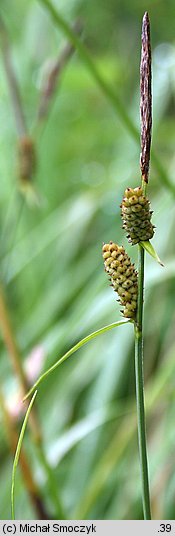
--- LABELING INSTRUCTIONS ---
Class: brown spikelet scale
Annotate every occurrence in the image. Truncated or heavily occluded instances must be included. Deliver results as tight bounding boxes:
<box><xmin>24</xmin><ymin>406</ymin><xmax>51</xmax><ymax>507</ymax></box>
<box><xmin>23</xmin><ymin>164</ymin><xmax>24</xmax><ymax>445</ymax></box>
<box><xmin>140</xmin><ymin>12</ymin><xmax>152</xmax><ymax>183</ymax></box>
<box><xmin>102</xmin><ymin>242</ymin><xmax>138</xmax><ymax>319</ymax></box>
<box><xmin>18</xmin><ymin>136</ymin><xmax>36</xmax><ymax>183</ymax></box>
<box><xmin>121</xmin><ymin>186</ymin><xmax>154</xmax><ymax>245</ymax></box>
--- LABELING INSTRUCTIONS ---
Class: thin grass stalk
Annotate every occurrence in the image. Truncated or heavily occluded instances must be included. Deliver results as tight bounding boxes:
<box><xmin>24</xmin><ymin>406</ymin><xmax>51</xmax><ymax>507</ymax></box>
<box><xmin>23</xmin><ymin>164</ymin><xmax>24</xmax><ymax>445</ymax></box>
<box><xmin>134</xmin><ymin>245</ymin><xmax>151</xmax><ymax>519</ymax></box>
<box><xmin>133</xmin><ymin>181</ymin><xmax>152</xmax><ymax>520</ymax></box>
<box><xmin>133</xmin><ymin>11</ymin><xmax>151</xmax><ymax>519</ymax></box>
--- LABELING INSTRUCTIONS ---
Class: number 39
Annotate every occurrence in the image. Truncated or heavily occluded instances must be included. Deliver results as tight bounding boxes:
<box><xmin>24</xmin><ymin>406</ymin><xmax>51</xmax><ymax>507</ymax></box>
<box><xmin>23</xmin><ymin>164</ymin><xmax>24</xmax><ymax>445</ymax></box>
<box><xmin>159</xmin><ymin>525</ymin><xmax>171</xmax><ymax>532</ymax></box>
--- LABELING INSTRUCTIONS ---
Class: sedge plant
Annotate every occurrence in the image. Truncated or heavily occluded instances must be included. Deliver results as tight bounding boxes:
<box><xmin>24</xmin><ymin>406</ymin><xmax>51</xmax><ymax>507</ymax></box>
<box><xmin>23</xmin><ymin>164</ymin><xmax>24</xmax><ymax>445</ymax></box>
<box><xmin>13</xmin><ymin>12</ymin><xmax>163</xmax><ymax>520</ymax></box>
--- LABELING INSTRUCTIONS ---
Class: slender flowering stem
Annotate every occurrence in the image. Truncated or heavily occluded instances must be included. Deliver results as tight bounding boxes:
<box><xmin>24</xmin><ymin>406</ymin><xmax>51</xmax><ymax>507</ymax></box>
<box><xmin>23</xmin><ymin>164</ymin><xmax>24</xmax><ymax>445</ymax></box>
<box><xmin>134</xmin><ymin>11</ymin><xmax>152</xmax><ymax>519</ymax></box>
<box><xmin>134</xmin><ymin>246</ymin><xmax>151</xmax><ymax>519</ymax></box>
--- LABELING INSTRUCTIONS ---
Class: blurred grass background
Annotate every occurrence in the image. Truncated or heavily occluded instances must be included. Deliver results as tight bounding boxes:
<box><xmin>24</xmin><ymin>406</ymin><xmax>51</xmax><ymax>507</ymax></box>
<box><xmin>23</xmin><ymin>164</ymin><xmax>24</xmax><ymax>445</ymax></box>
<box><xmin>0</xmin><ymin>0</ymin><xmax>175</xmax><ymax>520</ymax></box>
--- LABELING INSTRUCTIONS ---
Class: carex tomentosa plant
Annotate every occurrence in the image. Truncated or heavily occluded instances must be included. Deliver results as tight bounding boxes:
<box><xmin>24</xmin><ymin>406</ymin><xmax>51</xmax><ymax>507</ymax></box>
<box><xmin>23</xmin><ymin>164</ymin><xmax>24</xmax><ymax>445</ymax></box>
<box><xmin>101</xmin><ymin>12</ymin><xmax>162</xmax><ymax>520</ymax></box>
<box><xmin>12</xmin><ymin>12</ymin><xmax>163</xmax><ymax>521</ymax></box>
<box><xmin>102</xmin><ymin>12</ymin><xmax>153</xmax><ymax>520</ymax></box>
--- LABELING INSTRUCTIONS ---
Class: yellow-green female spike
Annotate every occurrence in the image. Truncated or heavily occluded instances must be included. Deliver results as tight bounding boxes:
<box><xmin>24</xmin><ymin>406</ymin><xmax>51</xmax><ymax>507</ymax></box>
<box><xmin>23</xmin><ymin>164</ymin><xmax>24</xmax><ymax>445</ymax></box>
<box><xmin>121</xmin><ymin>186</ymin><xmax>154</xmax><ymax>245</ymax></box>
<box><xmin>102</xmin><ymin>242</ymin><xmax>138</xmax><ymax>319</ymax></box>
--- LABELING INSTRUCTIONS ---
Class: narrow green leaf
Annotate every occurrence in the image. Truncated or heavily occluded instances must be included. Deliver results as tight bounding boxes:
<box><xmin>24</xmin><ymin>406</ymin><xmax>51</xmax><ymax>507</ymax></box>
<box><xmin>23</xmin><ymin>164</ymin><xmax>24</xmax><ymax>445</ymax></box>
<box><xmin>11</xmin><ymin>391</ymin><xmax>37</xmax><ymax>520</ymax></box>
<box><xmin>23</xmin><ymin>320</ymin><xmax>132</xmax><ymax>400</ymax></box>
<box><xmin>140</xmin><ymin>240</ymin><xmax>164</xmax><ymax>266</ymax></box>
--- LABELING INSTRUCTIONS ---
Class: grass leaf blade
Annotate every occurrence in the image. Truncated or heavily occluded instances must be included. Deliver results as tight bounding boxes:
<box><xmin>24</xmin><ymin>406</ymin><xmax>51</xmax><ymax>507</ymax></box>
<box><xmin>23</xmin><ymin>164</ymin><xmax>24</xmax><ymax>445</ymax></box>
<box><xmin>11</xmin><ymin>390</ymin><xmax>38</xmax><ymax>520</ymax></box>
<box><xmin>23</xmin><ymin>320</ymin><xmax>132</xmax><ymax>400</ymax></box>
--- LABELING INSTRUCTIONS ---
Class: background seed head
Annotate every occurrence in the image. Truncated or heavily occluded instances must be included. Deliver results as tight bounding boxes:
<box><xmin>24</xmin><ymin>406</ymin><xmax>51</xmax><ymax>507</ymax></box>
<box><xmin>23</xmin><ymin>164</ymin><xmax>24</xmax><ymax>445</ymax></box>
<box><xmin>121</xmin><ymin>187</ymin><xmax>154</xmax><ymax>245</ymax></box>
<box><xmin>102</xmin><ymin>242</ymin><xmax>138</xmax><ymax>319</ymax></box>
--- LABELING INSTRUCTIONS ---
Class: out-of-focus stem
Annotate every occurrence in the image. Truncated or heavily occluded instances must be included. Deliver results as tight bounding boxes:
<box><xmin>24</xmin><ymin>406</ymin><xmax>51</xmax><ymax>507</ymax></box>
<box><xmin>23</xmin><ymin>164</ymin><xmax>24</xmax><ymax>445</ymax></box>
<box><xmin>0</xmin><ymin>285</ymin><xmax>40</xmax><ymax>442</ymax></box>
<box><xmin>0</xmin><ymin>16</ymin><xmax>37</xmax><ymax>192</ymax></box>
<box><xmin>0</xmin><ymin>16</ymin><xmax>27</xmax><ymax>138</ymax></box>
<box><xmin>0</xmin><ymin>285</ymin><xmax>65</xmax><ymax>518</ymax></box>
<box><xmin>38</xmin><ymin>0</ymin><xmax>175</xmax><ymax>196</ymax></box>
<box><xmin>0</xmin><ymin>388</ymin><xmax>49</xmax><ymax>519</ymax></box>
<box><xmin>38</xmin><ymin>18</ymin><xmax>83</xmax><ymax>120</ymax></box>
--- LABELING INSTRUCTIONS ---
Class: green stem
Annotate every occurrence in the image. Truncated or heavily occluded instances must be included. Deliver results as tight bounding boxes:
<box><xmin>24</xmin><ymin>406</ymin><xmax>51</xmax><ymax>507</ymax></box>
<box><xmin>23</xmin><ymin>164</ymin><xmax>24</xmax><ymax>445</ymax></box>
<box><xmin>38</xmin><ymin>0</ymin><xmax>175</xmax><ymax>197</ymax></box>
<box><xmin>134</xmin><ymin>245</ymin><xmax>151</xmax><ymax>519</ymax></box>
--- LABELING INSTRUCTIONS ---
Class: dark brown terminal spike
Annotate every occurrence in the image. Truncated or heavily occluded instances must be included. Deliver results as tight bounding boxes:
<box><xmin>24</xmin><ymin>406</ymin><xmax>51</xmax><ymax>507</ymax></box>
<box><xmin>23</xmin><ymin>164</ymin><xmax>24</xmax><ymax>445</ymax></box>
<box><xmin>140</xmin><ymin>12</ymin><xmax>152</xmax><ymax>183</ymax></box>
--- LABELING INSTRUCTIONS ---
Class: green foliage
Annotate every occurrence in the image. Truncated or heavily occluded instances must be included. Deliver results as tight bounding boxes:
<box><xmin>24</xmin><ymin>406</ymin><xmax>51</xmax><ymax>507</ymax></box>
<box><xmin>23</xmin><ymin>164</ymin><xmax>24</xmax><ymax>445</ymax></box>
<box><xmin>0</xmin><ymin>0</ymin><xmax>175</xmax><ymax>520</ymax></box>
